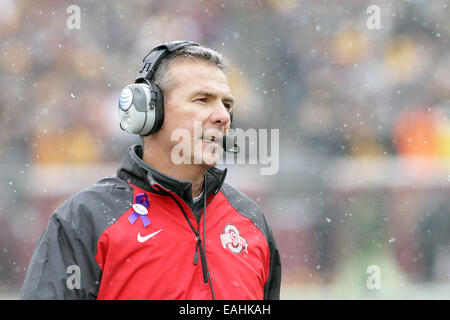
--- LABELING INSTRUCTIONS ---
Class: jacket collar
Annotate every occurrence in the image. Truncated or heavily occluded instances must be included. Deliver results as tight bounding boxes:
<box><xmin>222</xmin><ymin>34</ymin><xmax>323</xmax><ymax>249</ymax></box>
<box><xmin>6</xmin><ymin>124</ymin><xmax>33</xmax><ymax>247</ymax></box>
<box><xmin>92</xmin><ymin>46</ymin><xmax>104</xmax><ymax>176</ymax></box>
<box><xmin>117</xmin><ymin>144</ymin><xmax>227</xmax><ymax>206</ymax></box>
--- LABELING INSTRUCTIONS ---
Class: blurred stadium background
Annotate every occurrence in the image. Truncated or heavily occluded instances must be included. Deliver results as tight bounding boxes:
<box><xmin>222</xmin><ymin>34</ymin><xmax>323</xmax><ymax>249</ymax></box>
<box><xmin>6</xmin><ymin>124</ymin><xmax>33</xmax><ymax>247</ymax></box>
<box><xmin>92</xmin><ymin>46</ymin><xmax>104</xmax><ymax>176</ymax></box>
<box><xmin>0</xmin><ymin>0</ymin><xmax>449</xmax><ymax>299</ymax></box>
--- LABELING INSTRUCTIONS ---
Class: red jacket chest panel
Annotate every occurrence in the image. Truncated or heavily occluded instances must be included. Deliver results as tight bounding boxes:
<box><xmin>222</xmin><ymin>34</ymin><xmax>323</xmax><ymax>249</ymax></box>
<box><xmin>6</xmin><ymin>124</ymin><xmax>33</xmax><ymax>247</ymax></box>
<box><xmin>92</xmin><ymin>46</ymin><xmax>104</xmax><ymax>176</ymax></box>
<box><xmin>95</xmin><ymin>186</ymin><xmax>269</xmax><ymax>300</ymax></box>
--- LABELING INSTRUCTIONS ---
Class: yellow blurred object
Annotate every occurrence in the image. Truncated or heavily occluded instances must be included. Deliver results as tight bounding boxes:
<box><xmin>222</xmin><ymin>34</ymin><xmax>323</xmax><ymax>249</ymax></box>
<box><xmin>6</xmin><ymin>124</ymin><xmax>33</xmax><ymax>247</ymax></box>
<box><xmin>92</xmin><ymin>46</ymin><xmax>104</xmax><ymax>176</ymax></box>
<box><xmin>266</xmin><ymin>0</ymin><xmax>299</xmax><ymax>13</ymax></box>
<box><xmin>433</xmin><ymin>116</ymin><xmax>450</xmax><ymax>157</ymax></box>
<box><xmin>332</xmin><ymin>29</ymin><xmax>369</xmax><ymax>65</ymax></box>
<box><xmin>348</xmin><ymin>133</ymin><xmax>385</xmax><ymax>157</ymax></box>
<box><xmin>34</xmin><ymin>71</ymin><xmax>67</xmax><ymax>105</ymax></box>
<box><xmin>72</xmin><ymin>48</ymin><xmax>107</xmax><ymax>82</ymax></box>
<box><xmin>33</xmin><ymin>129</ymin><xmax>100</xmax><ymax>163</ymax></box>
<box><xmin>385</xmin><ymin>36</ymin><xmax>418</xmax><ymax>83</ymax></box>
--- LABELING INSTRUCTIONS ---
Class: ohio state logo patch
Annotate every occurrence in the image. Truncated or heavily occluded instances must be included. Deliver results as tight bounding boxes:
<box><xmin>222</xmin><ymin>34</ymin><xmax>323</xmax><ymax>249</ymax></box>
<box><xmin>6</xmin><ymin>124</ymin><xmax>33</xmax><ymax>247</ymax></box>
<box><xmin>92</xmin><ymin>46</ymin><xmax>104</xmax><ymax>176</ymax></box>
<box><xmin>220</xmin><ymin>224</ymin><xmax>248</xmax><ymax>254</ymax></box>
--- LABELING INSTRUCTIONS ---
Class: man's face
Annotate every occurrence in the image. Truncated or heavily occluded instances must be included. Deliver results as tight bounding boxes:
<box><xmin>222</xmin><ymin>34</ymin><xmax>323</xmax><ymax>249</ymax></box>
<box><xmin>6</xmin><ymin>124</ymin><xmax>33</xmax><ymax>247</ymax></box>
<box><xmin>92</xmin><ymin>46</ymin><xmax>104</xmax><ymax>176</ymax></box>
<box><xmin>156</xmin><ymin>58</ymin><xmax>234</xmax><ymax>168</ymax></box>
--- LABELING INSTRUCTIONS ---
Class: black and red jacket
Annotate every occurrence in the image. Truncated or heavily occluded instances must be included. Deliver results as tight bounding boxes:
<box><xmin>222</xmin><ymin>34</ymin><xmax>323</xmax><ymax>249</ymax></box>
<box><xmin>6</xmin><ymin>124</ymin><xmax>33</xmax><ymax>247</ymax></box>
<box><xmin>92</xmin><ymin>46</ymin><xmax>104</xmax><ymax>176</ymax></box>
<box><xmin>20</xmin><ymin>144</ymin><xmax>281</xmax><ymax>299</ymax></box>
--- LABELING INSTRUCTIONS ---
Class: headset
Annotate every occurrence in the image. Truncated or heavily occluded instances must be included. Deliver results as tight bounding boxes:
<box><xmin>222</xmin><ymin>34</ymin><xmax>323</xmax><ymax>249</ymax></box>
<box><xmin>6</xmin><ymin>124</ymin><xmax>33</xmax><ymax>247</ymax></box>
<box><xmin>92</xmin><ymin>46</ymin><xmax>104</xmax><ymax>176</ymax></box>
<box><xmin>118</xmin><ymin>40</ymin><xmax>235</xmax><ymax>146</ymax></box>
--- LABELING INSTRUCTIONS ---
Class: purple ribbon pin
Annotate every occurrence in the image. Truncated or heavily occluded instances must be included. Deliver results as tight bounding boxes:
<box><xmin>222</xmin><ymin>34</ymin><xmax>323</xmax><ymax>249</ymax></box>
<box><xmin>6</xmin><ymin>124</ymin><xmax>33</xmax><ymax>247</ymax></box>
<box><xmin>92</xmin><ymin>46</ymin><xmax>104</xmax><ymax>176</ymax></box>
<box><xmin>128</xmin><ymin>193</ymin><xmax>151</xmax><ymax>227</ymax></box>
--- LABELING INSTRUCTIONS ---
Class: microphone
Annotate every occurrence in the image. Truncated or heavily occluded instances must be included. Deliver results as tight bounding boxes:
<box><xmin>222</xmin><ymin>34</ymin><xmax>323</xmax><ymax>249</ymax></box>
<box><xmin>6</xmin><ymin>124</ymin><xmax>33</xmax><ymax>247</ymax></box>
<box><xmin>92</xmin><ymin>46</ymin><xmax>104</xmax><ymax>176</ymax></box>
<box><xmin>222</xmin><ymin>134</ymin><xmax>240</xmax><ymax>154</ymax></box>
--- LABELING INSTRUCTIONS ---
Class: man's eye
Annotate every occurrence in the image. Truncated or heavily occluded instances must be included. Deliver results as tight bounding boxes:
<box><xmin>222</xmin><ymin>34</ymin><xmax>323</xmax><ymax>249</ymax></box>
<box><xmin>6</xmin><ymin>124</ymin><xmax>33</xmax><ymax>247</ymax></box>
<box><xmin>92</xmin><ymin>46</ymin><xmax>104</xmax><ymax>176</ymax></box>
<box><xmin>196</xmin><ymin>98</ymin><xmax>208</xmax><ymax>103</ymax></box>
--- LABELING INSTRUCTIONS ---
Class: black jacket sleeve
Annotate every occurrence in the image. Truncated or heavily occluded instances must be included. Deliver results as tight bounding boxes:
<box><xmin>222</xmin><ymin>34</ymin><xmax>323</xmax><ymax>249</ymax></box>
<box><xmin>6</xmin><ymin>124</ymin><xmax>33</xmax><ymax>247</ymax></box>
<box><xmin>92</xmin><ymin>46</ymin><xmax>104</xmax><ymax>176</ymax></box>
<box><xmin>20</xmin><ymin>212</ymin><xmax>101</xmax><ymax>300</ymax></box>
<box><xmin>263</xmin><ymin>220</ymin><xmax>282</xmax><ymax>300</ymax></box>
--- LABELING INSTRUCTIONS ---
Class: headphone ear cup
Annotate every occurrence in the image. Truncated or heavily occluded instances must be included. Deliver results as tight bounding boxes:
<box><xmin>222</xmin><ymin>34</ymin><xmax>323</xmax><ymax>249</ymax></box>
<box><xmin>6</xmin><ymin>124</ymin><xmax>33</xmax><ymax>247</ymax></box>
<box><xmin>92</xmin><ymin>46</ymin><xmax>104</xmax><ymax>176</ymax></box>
<box><xmin>118</xmin><ymin>83</ymin><xmax>159</xmax><ymax>135</ymax></box>
<box><xmin>118</xmin><ymin>84</ymin><xmax>147</xmax><ymax>135</ymax></box>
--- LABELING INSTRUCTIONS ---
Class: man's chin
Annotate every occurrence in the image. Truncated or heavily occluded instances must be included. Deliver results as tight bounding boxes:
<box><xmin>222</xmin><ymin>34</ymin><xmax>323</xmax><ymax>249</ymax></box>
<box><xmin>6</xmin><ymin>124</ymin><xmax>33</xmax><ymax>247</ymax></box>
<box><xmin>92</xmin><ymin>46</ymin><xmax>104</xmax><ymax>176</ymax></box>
<box><xmin>193</xmin><ymin>142</ymin><xmax>223</xmax><ymax>166</ymax></box>
<box><xmin>195</xmin><ymin>154</ymin><xmax>220</xmax><ymax>167</ymax></box>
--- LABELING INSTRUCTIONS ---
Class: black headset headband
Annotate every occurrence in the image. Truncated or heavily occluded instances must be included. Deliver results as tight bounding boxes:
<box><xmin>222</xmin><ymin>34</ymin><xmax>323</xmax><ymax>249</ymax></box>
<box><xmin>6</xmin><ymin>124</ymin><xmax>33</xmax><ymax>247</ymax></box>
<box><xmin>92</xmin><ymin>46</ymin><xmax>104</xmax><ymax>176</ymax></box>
<box><xmin>135</xmin><ymin>40</ymin><xmax>201</xmax><ymax>83</ymax></box>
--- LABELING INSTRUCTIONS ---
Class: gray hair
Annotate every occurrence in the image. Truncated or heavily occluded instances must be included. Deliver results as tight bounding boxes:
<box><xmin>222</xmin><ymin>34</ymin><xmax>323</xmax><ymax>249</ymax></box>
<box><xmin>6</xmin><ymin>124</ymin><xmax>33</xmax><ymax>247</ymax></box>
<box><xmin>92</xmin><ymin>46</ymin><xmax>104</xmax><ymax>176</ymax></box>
<box><xmin>153</xmin><ymin>44</ymin><xmax>230</xmax><ymax>99</ymax></box>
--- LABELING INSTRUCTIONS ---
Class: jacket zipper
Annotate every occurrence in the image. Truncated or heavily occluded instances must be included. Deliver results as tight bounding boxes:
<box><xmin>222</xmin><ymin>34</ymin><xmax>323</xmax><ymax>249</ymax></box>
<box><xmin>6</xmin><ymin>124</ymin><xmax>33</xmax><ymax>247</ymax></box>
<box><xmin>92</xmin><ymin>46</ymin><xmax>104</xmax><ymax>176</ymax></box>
<box><xmin>193</xmin><ymin>231</ymin><xmax>208</xmax><ymax>283</ymax></box>
<box><xmin>162</xmin><ymin>191</ymin><xmax>211</xmax><ymax>284</ymax></box>
<box><xmin>151</xmin><ymin>177</ymin><xmax>221</xmax><ymax>299</ymax></box>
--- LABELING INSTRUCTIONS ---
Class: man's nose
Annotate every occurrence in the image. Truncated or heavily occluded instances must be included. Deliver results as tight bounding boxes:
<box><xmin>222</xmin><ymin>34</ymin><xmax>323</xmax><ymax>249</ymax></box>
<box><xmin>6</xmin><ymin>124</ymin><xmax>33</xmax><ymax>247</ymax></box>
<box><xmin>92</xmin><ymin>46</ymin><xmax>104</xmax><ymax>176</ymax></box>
<box><xmin>210</xmin><ymin>101</ymin><xmax>231</xmax><ymax>126</ymax></box>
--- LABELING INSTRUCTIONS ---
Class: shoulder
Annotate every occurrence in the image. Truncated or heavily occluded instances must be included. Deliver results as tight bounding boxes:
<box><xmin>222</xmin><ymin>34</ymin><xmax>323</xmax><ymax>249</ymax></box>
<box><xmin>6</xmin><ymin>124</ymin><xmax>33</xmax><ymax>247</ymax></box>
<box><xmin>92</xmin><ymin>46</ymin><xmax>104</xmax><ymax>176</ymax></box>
<box><xmin>220</xmin><ymin>183</ymin><xmax>261</xmax><ymax>213</ymax></box>
<box><xmin>53</xmin><ymin>176</ymin><xmax>133</xmax><ymax>234</ymax></box>
<box><xmin>220</xmin><ymin>183</ymin><xmax>271</xmax><ymax>240</ymax></box>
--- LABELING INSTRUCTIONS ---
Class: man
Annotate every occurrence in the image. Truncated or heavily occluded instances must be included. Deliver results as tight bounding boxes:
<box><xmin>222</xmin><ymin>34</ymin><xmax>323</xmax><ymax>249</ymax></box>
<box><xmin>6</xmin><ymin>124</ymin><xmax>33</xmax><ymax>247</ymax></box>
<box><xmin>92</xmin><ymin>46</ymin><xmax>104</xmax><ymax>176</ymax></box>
<box><xmin>20</xmin><ymin>41</ymin><xmax>281</xmax><ymax>299</ymax></box>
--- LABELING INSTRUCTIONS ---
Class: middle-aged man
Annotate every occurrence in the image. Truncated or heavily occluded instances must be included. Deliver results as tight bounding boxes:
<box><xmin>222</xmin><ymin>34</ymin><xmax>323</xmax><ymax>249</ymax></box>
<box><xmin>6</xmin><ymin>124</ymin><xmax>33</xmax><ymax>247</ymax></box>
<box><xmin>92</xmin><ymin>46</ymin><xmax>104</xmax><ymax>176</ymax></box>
<box><xmin>20</xmin><ymin>41</ymin><xmax>281</xmax><ymax>300</ymax></box>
